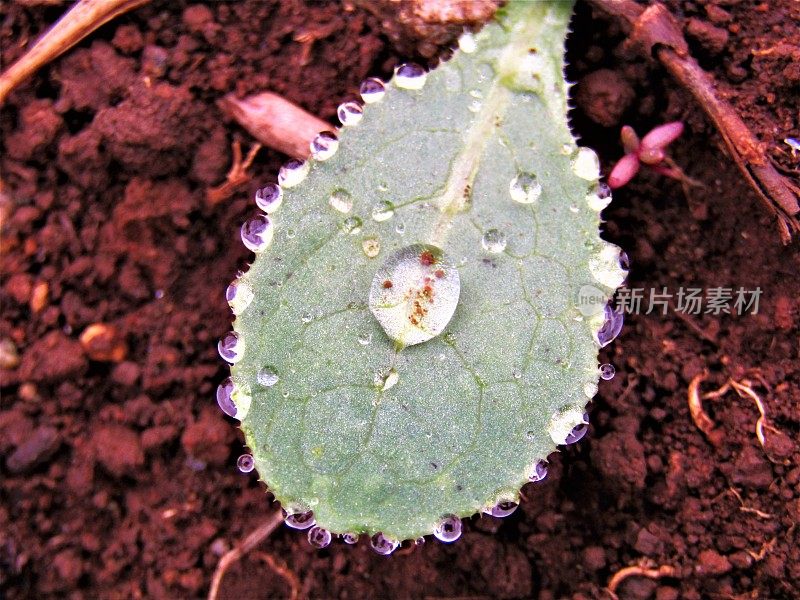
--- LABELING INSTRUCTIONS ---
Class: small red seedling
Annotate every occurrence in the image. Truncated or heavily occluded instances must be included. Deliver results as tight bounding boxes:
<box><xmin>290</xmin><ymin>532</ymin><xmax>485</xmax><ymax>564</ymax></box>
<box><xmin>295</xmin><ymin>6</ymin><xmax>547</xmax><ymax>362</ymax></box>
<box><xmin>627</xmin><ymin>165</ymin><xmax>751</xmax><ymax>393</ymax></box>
<box><xmin>608</xmin><ymin>121</ymin><xmax>699</xmax><ymax>189</ymax></box>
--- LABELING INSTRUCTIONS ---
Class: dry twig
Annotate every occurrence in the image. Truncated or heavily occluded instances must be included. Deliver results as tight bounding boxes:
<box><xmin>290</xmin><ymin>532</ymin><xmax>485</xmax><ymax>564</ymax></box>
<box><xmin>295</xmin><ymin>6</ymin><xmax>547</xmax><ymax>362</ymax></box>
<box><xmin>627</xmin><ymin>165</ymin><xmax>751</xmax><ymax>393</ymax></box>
<box><xmin>207</xmin><ymin>510</ymin><xmax>284</xmax><ymax>600</ymax></box>
<box><xmin>0</xmin><ymin>0</ymin><xmax>150</xmax><ymax>104</ymax></box>
<box><xmin>254</xmin><ymin>551</ymin><xmax>301</xmax><ymax>600</ymax></box>
<box><xmin>206</xmin><ymin>140</ymin><xmax>263</xmax><ymax>205</ymax></box>
<box><xmin>687</xmin><ymin>371</ymin><xmax>724</xmax><ymax>446</ymax></box>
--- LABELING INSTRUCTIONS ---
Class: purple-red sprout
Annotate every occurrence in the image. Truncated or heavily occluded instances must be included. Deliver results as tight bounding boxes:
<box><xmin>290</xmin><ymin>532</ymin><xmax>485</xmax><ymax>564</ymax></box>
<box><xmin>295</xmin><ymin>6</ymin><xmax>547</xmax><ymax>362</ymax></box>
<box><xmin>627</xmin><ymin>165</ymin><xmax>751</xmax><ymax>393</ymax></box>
<box><xmin>608</xmin><ymin>121</ymin><xmax>687</xmax><ymax>189</ymax></box>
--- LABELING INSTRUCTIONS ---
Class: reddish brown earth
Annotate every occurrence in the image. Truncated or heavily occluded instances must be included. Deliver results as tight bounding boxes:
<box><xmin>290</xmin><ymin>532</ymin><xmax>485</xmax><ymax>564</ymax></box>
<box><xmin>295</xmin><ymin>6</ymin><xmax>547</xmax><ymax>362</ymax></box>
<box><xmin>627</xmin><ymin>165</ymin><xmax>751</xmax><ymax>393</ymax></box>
<box><xmin>1</xmin><ymin>1</ymin><xmax>798</xmax><ymax>599</ymax></box>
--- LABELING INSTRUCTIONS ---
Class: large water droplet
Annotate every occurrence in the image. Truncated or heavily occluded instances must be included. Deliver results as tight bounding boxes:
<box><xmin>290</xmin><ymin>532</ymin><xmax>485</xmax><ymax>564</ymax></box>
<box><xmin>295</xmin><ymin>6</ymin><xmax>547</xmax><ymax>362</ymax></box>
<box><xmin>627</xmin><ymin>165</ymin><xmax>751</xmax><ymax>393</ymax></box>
<box><xmin>483</xmin><ymin>500</ymin><xmax>518</xmax><ymax>518</ymax></box>
<box><xmin>241</xmin><ymin>214</ymin><xmax>273</xmax><ymax>253</ymax></box>
<box><xmin>310</xmin><ymin>131</ymin><xmax>339</xmax><ymax>161</ymax></box>
<box><xmin>257</xmin><ymin>366</ymin><xmax>279</xmax><ymax>387</ymax></box>
<box><xmin>595</xmin><ymin>303</ymin><xmax>624</xmax><ymax>348</ymax></box>
<box><xmin>371</xmin><ymin>201</ymin><xmax>395</xmax><ymax>222</ymax></box>
<box><xmin>599</xmin><ymin>363</ymin><xmax>616</xmax><ymax>380</ymax></box>
<box><xmin>481</xmin><ymin>229</ymin><xmax>507</xmax><ymax>253</ymax></box>
<box><xmin>226</xmin><ymin>280</ymin><xmax>254</xmax><ymax>315</ymax></box>
<box><xmin>237</xmin><ymin>453</ymin><xmax>254</xmax><ymax>473</ymax></box>
<box><xmin>529</xmin><ymin>460</ymin><xmax>548</xmax><ymax>482</ymax></box>
<box><xmin>337</xmin><ymin>101</ymin><xmax>363</xmax><ymax>126</ymax></box>
<box><xmin>370</xmin><ymin>532</ymin><xmax>399</xmax><ymax>555</ymax></box>
<box><xmin>329</xmin><ymin>189</ymin><xmax>353</xmax><ymax>213</ymax></box>
<box><xmin>433</xmin><ymin>515</ymin><xmax>462</xmax><ymax>543</ymax></box>
<box><xmin>458</xmin><ymin>31</ymin><xmax>477</xmax><ymax>54</ymax></box>
<box><xmin>571</xmin><ymin>147</ymin><xmax>600</xmax><ymax>181</ymax></box>
<box><xmin>394</xmin><ymin>63</ymin><xmax>427</xmax><ymax>90</ymax></box>
<box><xmin>278</xmin><ymin>159</ymin><xmax>309</xmax><ymax>188</ymax></box>
<box><xmin>586</xmin><ymin>182</ymin><xmax>612</xmax><ymax>212</ymax></box>
<box><xmin>307</xmin><ymin>526</ymin><xmax>332</xmax><ymax>549</ymax></box>
<box><xmin>369</xmin><ymin>244</ymin><xmax>461</xmax><ymax>347</ymax></box>
<box><xmin>254</xmin><ymin>183</ymin><xmax>283</xmax><ymax>213</ymax></box>
<box><xmin>362</xmin><ymin>237</ymin><xmax>380</xmax><ymax>258</ymax></box>
<box><xmin>341</xmin><ymin>216</ymin><xmax>363</xmax><ymax>235</ymax></box>
<box><xmin>360</xmin><ymin>78</ymin><xmax>385</xmax><ymax>104</ymax></box>
<box><xmin>509</xmin><ymin>173</ymin><xmax>542</xmax><ymax>204</ymax></box>
<box><xmin>218</xmin><ymin>331</ymin><xmax>244</xmax><ymax>364</ymax></box>
<box><xmin>284</xmin><ymin>510</ymin><xmax>316</xmax><ymax>530</ymax></box>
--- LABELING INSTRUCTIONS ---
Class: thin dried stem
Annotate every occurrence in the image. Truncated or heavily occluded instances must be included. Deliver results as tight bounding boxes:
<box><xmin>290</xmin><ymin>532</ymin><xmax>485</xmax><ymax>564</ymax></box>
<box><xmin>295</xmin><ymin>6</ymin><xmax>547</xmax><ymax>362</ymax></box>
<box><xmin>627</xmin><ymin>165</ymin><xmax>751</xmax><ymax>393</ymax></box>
<box><xmin>606</xmin><ymin>563</ymin><xmax>676</xmax><ymax>599</ymax></box>
<box><xmin>688</xmin><ymin>371</ymin><xmax>723</xmax><ymax>446</ymax></box>
<box><xmin>0</xmin><ymin>0</ymin><xmax>150</xmax><ymax>104</ymax></box>
<box><xmin>207</xmin><ymin>510</ymin><xmax>284</xmax><ymax>600</ymax></box>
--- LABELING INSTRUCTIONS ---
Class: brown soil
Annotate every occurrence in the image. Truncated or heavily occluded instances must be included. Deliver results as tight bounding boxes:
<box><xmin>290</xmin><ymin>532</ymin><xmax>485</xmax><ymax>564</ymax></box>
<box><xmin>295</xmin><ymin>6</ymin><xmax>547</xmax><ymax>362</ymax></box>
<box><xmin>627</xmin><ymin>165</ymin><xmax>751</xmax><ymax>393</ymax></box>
<box><xmin>1</xmin><ymin>1</ymin><xmax>798</xmax><ymax>599</ymax></box>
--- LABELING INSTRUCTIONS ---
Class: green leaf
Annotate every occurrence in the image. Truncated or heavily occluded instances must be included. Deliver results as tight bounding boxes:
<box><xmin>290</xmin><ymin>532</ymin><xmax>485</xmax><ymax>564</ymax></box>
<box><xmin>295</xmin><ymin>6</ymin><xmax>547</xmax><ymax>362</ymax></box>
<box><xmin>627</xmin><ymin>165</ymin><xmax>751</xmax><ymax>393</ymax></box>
<box><xmin>225</xmin><ymin>0</ymin><xmax>627</xmax><ymax>544</ymax></box>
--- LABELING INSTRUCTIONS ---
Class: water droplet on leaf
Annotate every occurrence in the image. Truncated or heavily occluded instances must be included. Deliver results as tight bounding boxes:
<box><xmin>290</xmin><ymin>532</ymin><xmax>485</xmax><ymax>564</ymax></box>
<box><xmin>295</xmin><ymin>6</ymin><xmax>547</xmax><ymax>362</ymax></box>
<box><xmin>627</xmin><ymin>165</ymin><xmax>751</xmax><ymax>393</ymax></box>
<box><xmin>369</xmin><ymin>244</ymin><xmax>461</xmax><ymax>347</ymax></box>
<box><xmin>595</xmin><ymin>303</ymin><xmax>624</xmax><ymax>348</ymax></box>
<box><xmin>371</xmin><ymin>201</ymin><xmax>395</xmax><ymax>222</ymax></box>
<box><xmin>362</xmin><ymin>237</ymin><xmax>380</xmax><ymax>258</ymax></box>
<box><xmin>226</xmin><ymin>280</ymin><xmax>254</xmax><ymax>315</ymax></box>
<box><xmin>374</xmin><ymin>367</ymin><xmax>399</xmax><ymax>391</ymax></box>
<box><xmin>529</xmin><ymin>460</ymin><xmax>548</xmax><ymax>482</ymax></box>
<box><xmin>586</xmin><ymin>182</ymin><xmax>612</xmax><ymax>212</ymax></box>
<box><xmin>257</xmin><ymin>366</ymin><xmax>279</xmax><ymax>387</ymax></box>
<box><xmin>599</xmin><ymin>363</ymin><xmax>616</xmax><ymax>380</ymax></box>
<box><xmin>337</xmin><ymin>101</ymin><xmax>363</xmax><ymax>126</ymax></box>
<box><xmin>360</xmin><ymin>78</ymin><xmax>385</xmax><ymax>104</ymax></box>
<box><xmin>329</xmin><ymin>189</ymin><xmax>353</xmax><ymax>213</ymax></box>
<box><xmin>310</xmin><ymin>131</ymin><xmax>339</xmax><ymax>161</ymax></box>
<box><xmin>284</xmin><ymin>510</ymin><xmax>316</xmax><ymax>530</ymax></box>
<box><xmin>342</xmin><ymin>533</ymin><xmax>359</xmax><ymax>544</ymax></box>
<box><xmin>484</xmin><ymin>501</ymin><xmax>518</xmax><ymax>518</ymax></box>
<box><xmin>307</xmin><ymin>526</ymin><xmax>332</xmax><ymax>549</ymax></box>
<box><xmin>509</xmin><ymin>172</ymin><xmax>542</xmax><ymax>204</ymax></box>
<box><xmin>218</xmin><ymin>331</ymin><xmax>244</xmax><ymax>364</ymax></box>
<box><xmin>278</xmin><ymin>159</ymin><xmax>309</xmax><ymax>188</ymax></box>
<box><xmin>433</xmin><ymin>515</ymin><xmax>462</xmax><ymax>543</ymax></box>
<box><xmin>241</xmin><ymin>214</ymin><xmax>273</xmax><ymax>252</ymax></box>
<box><xmin>237</xmin><ymin>454</ymin><xmax>254</xmax><ymax>473</ymax></box>
<box><xmin>458</xmin><ymin>31</ymin><xmax>477</xmax><ymax>53</ymax></box>
<box><xmin>341</xmin><ymin>216</ymin><xmax>363</xmax><ymax>235</ymax></box>
<box><xmin>254</xmin><ymin>183</ymin><xmax>283</xmax><ymax>213</ymax></box>
<box><xmin>571</xmin><ymin>147</ymin><xmax>600</xmax><ymax>181</ymax></box>
<box><xmin>548</xmin><ymin>408</ymin><xmax>589</xmax><ymax>445</ymax></box>
<box><xmin>370</xmin><ymin>532</ymin><xmax>399</xmax><ymax>555</ymax></box>
<box><xmin>481</xmin><ymin>229</ymin><xmax>507</xmax><ymax>253</ymax></box>
<box><xmin>394</xmin><ymin>63</ymin><xmax>427</xmax><ymax>90</ymax></box>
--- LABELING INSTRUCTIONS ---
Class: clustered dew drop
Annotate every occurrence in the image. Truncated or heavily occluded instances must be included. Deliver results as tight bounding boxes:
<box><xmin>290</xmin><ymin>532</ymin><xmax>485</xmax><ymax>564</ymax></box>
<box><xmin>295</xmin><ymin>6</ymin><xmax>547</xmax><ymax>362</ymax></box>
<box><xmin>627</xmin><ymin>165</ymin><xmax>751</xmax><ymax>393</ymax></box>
<box><xmin>458</xmin><ymin>31</ymin><xmax>478</xmax><ymax>54</ymax></box>
<box><xmin>307</xmin><ymin>526</ymin><xmax>332</xmax><ymax>549</ymax></box>
<box><xmin>481</xmin><ymin>229</ymin><xmax>507</xmax><ymax>253</ymax></box>
<box><xmin>395</xmin><ymin>221</ymin><xmax>406</xmax><ymax>234</ymax></box>
<box><xmin>357</xmin><ymin>331</ymin><xmax>372</xmax><ymax>346</ymax></box>
<box><xmin>216</xmin><ymin>377</ymin><xmax>251</xmax><ymax>421</ymax></box>
<box><xmin>236</xmin><ymin>453</ymin><xmax>255</xmax><ymax>473</ymax></box>
<box><xmin>341</xmin><ymin>533</ymin><xmax>359</xmax><ymax>545</ymax></box>
<box><xmin>370</xmin><ymin>532</ymin><xmax>399</xmax><ymax>555</ymax></box>
<box><xmin>359</xmin><ymin>77</ymin><xmax>386</xmax><ymax>104</ymax></box>
<box><xmin>362</xmin><ymin>237</ymin><xmax>381</xmax><ymax>258</ymax></box>
<box><xmin>371</xmin><ymin>201</ymin><xmax>395</xmax><ymax>222</ymax></box>
<box><xmin>548</xmin><ymin>407</ymin><xmax>589</xmax><ymax>446</ymax></box>
<box><xmin>254</xmin><ymin>183</ymin><xmax>283</xmax><ymax>213</ymax></box>
<box><xmin>586</xmin><ymin>181</ymin><xmax>612</xmax><ymax>212</ymax></box>
<box><xmin>369</xmin><ymin>245</ymin><xmax>461</xmax><ymax>346</ymax></box>
<box><xmin>433</xmin><ymin>515</ymin><xmax>463</xmax><ymax>543</ymax></box>
<box><xmin>484</xmin><ymin>501</ymin><xmax>518</xmax><ymax>518</ymax></box>
<box><xmin>284</xmin><ymin>510</ymin><xmax>316</xmax><ymax>530</ymax></box>
<box><xmin>509</xmin><ymin>172</ymin><xmax>542</xmax><ymax>204</ymax></box>
<box><xmin>218</xmin><ymin>331</ymin><xmax>244</xmax><ymax>364</ymax></box>
<box><xmin>571</xmin><ymin>147</ymin><xmax>600</xmax><ymax>181</ymax></box>
<box><xmin>529</xmin><ymin>460</ymin><xmax>548</xmax><ymax>482</ymax></box>
<box><xmin>310</xmin><ymin>131</ymin><xmax>339</xmax><ymax>161</ymax></box>
<box><xmin>225</xmin><ymin>280</ymin><xmax>254</xmax><ymax>315</ymax></box>
<box><xmin>278</xmin><ymin>159</ymin><xmax>309</xmax><ymax>188</ymax></box>
<box><xmin>394</xmin><ymin>63</ymin><xmax>427</xmax><ymax>90</ymax></box>
<box><xmin>564</xmin><ymin>414</ymin><xmax>590</xmax><ymax>444</ymax></box>
<box><xmin>256</xmin><ymin>366</ymin><xmax>279</xmax><ymax>387</ymax></box>
<box><xmin>468</xmin><ymin>99</ymin><xmax>482</xmax><ymax>113</ymax></box>
<box><xmin>374</xmin><ymin>367</ymin><xmax>399</xmax><ymax>391</ymax></box>
<box><xmin>328</xmin><ymin>189</ymin><xmax>353</xmax><ymax>213</ymax></box>
<box><xmin>599</xmin><ymin>363</ymin><xmax>616</xmax><ymax>380</ymax></box>
<box><xmin>241</xmin><ymin>214</ymin><xmax>273</xmax><ymax>252</ymax></box>
<box><xmin>337</xmin><ymin>101</ymin><xmax>363</xmax><ymax>126</ymax></box>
